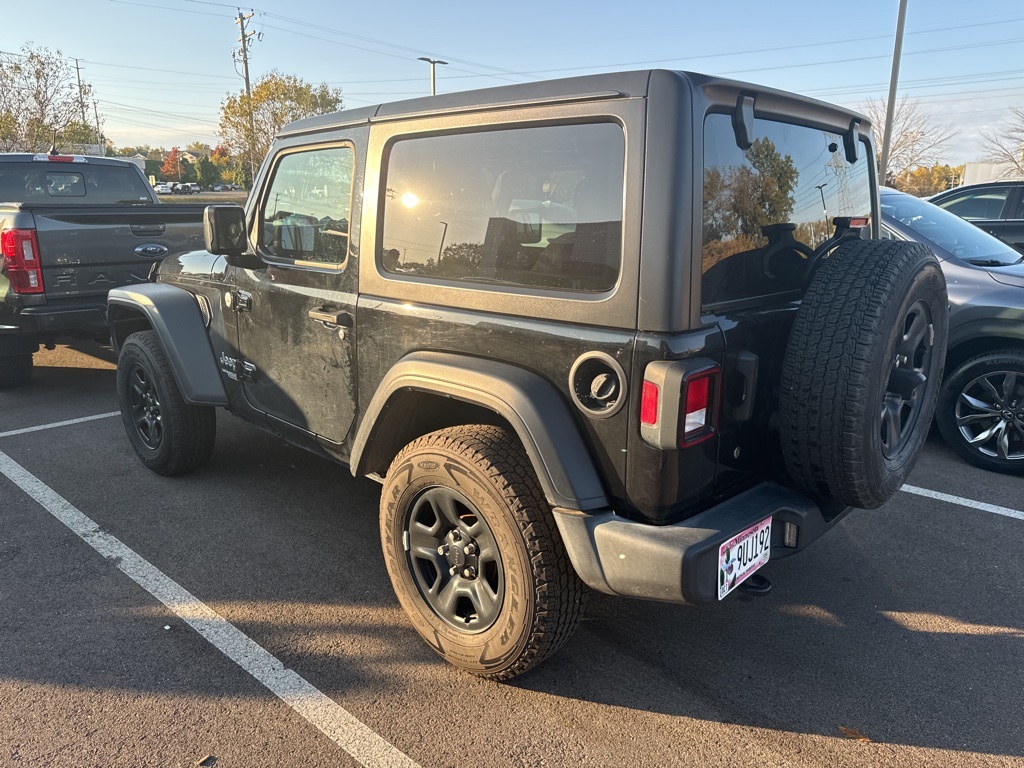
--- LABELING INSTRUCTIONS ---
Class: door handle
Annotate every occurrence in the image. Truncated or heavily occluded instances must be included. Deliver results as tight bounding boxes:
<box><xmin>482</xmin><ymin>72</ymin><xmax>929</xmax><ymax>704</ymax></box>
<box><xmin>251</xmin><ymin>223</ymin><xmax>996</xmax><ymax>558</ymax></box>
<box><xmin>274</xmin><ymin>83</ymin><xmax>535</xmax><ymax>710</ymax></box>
<box><xmin>308</xmin><ymin>307</ymin><xmax>353</xmax><ymax>328</ymax></box>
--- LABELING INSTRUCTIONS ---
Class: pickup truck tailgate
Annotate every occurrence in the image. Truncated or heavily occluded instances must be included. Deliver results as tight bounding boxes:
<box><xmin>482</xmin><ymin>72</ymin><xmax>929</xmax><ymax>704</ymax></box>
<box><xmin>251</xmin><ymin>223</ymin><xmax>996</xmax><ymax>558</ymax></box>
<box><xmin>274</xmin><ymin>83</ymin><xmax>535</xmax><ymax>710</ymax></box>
<box><xmin>32</xmin><ymin>206</ymin><xmax>205</xmax><ymax>300</ymax></box>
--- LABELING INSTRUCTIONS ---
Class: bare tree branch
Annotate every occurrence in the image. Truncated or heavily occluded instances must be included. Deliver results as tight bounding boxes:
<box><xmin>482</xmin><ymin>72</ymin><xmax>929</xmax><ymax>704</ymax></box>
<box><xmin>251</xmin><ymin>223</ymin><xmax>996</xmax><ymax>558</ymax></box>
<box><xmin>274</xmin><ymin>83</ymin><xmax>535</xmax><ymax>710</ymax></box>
<box><xmin>0</xmin><ymin>45</ymin><xmax>93</xmax><ymax>152</ymax></box>
<box><xmin>980</xmin><ymin>106</ymin><xmax>1024</xmax><ymax>178</ymax></box>
<box><xmin>862</xmin><ymin>96</ymin><xmax>953</xmax><ymax>183</ymax></box>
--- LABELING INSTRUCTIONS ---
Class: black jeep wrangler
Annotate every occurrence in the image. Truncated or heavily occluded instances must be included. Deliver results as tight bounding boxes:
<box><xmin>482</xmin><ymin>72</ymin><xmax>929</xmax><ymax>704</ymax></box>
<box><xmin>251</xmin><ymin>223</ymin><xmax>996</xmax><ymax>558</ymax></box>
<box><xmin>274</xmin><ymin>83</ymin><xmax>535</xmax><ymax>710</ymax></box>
<box><xmin>108</xmin><ymin>70</ymin><xmax>947</xmax><ymax>680</ymax></box>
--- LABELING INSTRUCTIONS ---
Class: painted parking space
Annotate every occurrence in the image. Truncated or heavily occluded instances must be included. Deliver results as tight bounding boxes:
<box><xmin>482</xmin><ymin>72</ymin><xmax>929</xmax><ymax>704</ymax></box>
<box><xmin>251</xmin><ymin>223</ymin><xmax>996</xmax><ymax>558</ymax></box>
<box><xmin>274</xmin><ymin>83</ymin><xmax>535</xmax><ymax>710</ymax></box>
<box><xmin>2</xmin><ymin>346</ymin><xmax>1022</xmax><ymax>767</ymax></box>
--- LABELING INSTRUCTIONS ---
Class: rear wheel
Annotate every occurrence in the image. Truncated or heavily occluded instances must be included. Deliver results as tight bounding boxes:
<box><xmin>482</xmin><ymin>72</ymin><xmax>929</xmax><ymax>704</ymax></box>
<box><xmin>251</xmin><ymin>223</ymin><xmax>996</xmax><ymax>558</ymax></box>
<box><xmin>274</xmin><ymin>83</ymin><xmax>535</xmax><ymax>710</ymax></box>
<box><xmin>935</xmin><ymin>350</ymin><xmax>1024</xmax><ymax>474</ymax></box>
<box><xmin>0</xmin><ymin>354</ymin><xmax>32</xmax><ymax>389</ymax></box>
<box><xmin>116</xmin><ymin>330</ymin><xmax>216</xmax><ymax>476</ymax></box>
<box><xmin>380</xmin><ymin>425</ymin><xmax>585</xmax><ymax>680</ymax></box>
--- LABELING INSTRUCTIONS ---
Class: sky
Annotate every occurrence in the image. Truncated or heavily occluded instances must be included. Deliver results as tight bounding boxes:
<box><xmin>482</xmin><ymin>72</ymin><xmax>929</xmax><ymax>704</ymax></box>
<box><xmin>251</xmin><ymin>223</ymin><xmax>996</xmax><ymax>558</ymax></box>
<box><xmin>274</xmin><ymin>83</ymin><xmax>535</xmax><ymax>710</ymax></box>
<box><xmin>4</xmin><ymin>0</ymin><xmax>1022</xmax><ymax>163</ymax></box>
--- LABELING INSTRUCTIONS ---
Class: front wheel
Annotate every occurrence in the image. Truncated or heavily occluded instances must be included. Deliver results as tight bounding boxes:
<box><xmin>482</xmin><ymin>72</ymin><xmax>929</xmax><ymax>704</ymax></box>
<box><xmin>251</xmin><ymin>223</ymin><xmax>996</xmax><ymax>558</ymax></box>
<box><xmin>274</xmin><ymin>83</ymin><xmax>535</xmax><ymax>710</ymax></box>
<box><xmin>116</xmin><ymin>330</ymin><xmax>216</xmax><ymax>476</ymax></box>
<box><xmin>380</xmin><ymin>425</ymin><xmax>585</xmax><ymax>680</ymax></box>
<box><xmin>935</xmin><ymin>350</ymin><xmax>1024</xmax><ymax>474</ymax></box>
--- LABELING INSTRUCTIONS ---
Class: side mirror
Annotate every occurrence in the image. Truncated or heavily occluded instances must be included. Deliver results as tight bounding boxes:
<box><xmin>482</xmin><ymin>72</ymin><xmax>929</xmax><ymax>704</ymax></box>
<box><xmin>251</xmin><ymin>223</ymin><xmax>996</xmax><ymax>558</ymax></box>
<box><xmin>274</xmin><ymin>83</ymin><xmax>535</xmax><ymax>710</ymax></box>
<box><xmin>204</xmin><ymin>204</ymin><xmax>254</xmax><ymax>266</ymax></box>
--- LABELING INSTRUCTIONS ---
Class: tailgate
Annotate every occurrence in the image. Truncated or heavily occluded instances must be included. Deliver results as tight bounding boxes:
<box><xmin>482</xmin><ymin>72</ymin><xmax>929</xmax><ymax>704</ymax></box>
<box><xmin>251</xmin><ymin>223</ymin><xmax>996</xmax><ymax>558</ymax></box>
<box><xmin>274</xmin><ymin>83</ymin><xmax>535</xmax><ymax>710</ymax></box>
<box><xmin>31</xmin><ymin>206</ymin><xmax>205</xmax><ymax>300</ymax></box>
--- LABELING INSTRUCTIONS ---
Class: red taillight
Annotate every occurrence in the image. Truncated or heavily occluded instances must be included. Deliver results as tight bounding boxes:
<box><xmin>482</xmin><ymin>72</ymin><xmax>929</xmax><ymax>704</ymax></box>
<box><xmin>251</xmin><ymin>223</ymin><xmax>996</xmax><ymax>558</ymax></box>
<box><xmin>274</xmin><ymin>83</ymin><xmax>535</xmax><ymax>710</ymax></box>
<box><xmin>849</xmin><ymin>216</ymin><xmax>870</xmax><ymax>228</ymax></box>
<box><xmin>640</xmin><ymin>380</ymin><xmax>659</xmax><ymax>425</ymax></box>
<box><xmin>639</xmin><ymin>359</ymin><xmax>720</xmax><ymax>450</ymax></box>
<box><xmin>681</xmin><ymin>371</ymin><xmax>716</xmax><ymax>444</ymax></box>
<box><xmin>1</xmin><ymin>228</ymin><xmax>44</xmax><ymax>294</ymax></box>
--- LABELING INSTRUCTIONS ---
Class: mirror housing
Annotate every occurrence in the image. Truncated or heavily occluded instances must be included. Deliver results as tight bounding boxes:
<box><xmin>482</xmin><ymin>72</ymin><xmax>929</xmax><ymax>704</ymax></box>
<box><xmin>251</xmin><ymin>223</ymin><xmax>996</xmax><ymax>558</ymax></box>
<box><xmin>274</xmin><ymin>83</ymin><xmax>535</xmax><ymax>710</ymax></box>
<box><xmin>203</xmin><ymin>204</ymin><xmax>254</xmax><ymax>265</ymax></box>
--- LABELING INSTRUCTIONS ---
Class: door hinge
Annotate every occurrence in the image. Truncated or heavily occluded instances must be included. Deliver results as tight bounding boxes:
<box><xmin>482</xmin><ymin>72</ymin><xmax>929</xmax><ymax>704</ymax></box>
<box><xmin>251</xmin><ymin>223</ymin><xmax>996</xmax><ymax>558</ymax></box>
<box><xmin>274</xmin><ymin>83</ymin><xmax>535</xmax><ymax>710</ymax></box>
<box><xmin>225</xmin><ymin>290</ymin><xmax>253</xmax><ymax>313</ymax></box>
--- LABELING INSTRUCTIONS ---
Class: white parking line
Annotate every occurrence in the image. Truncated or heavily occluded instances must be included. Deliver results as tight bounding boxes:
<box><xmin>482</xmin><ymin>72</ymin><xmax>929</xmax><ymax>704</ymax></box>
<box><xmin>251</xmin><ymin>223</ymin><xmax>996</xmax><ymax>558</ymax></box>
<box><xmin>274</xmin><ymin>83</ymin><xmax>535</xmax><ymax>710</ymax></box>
<box><xmin>0</xmin><ymin>411</ymin><xmax>120</xmax><ymax>439</ymax></box>
<box><xmin>0</xmin><ymin>449</ymin><xmax>420</xmax><ymax>768</ymax></box>
<box><xmin>901</xmin><ymin>484</ymin><xmax>1024</xmax><ymax>522</ymax></box>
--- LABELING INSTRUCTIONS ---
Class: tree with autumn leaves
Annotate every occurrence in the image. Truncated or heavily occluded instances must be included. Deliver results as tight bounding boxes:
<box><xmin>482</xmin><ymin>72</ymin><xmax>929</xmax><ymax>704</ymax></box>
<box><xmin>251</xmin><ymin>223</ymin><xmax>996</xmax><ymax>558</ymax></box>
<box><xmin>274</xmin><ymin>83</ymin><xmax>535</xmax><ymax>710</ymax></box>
<box><xmin>219</xmin><ymin>71</ymin><xmax>343</xmax><ymax>187</ymax></box>
<box><xmin>161</xmin><ymin>147</ymin><xmax>183</xmax><ymax>182</ymax></box>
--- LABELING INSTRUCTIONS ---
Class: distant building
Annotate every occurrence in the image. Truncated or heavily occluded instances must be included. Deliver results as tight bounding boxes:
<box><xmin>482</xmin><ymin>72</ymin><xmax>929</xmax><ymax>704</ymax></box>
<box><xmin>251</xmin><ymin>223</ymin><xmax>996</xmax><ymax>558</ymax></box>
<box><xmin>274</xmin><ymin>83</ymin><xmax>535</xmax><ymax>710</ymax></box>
<box><xmin>962</xmin><ymin>162</ymin><xmax>1022</xmax><ymax>185</ymax></box>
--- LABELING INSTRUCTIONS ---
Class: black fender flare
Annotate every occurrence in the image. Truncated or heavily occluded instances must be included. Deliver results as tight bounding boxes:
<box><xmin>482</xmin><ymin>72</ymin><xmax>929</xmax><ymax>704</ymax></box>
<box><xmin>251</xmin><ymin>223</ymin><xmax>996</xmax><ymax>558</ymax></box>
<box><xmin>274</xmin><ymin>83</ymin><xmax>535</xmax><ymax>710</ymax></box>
<box><xmin>350</xmin><ymin>351</ymin><xmax>609</xmax><ymax>511</ymax></box>
<box><xmin>108</xmin><ymin>283</ymin><xmax>228</xmax><ymax>406</ymax></box>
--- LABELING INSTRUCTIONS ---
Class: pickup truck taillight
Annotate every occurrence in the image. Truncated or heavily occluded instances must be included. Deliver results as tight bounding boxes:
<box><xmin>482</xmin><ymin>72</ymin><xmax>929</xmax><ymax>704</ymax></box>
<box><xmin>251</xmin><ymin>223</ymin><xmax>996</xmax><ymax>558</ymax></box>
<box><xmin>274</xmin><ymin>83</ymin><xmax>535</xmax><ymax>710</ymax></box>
<box><xmin>639</xmin><ymin>359</ymin><xmax>721</xmax><ymax>449</ymax></box>
<box><xmin>1</xmin><ymin>228</ymin><xmax>44</xmax><ymax>294</ymax></box>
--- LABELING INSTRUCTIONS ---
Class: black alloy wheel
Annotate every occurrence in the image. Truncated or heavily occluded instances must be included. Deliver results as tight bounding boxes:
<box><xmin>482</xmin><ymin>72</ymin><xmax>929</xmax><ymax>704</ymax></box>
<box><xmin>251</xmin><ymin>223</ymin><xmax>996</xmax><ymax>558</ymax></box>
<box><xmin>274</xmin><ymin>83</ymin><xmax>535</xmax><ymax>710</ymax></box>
<box><xmin>380</xmin><ymin>425</ymin><xmax>585</xmax><ymax>680</ymax></box>
<box><xmin>116</xmin><ymin>330</ymin><xmax>216</xmax><ymax>476</ymax></box>
<box><xmin>881</xmin><ymin>300</ymin><xmax>936</xmax><ymax>458</ymax></box>
<box><xmin>127</xmin><ymin>363</ymin><xmax>164</xmax><ymax>450</ymax></box>
<box><xmin>405</xmin><ymin>486</ymin><xmax>504</xmax><ymax>633</ymax></box>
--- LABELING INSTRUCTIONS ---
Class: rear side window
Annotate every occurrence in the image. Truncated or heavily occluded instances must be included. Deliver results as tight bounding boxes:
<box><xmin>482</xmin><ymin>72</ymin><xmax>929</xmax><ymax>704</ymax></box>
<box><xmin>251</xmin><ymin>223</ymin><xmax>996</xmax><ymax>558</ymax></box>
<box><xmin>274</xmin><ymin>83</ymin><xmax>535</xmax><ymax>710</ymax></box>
<box><xmin>701</xmin><ymin>114</ymin><xmax>872</xmax><ymax>307</ymax></box>
<box><xmin>259</xmin><ymin>145</ymin><xmax>355</xmax><ymax>266</ymax></box>
<box><xmin>380</xmin><ymin>122</ymin><xmax>624</xmax><ymax>293</ymax></box>
<box><xmin>934</xmin><ymin>188</ymin><xmax>1010</xmax><ymax>221</ymax></box>
<box><xmin>0</xmin><ymin>163</ymin><xmax>152</xmax><ymax>204</ymax></box>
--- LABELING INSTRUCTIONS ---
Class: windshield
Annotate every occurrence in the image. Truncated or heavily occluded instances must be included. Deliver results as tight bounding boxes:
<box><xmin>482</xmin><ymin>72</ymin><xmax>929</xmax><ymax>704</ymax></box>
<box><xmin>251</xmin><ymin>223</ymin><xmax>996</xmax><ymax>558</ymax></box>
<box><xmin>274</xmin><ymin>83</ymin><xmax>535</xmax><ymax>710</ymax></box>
<box><xmin>881</xmin><ymin>189</ymin><xmax>1021</xmax><ymax>266</ymax></box>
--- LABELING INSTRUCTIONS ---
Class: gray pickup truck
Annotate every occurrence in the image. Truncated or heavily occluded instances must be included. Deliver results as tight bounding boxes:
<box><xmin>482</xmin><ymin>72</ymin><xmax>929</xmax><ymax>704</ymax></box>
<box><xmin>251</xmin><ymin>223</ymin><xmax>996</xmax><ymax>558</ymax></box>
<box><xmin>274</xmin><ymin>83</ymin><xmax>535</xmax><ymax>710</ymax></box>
<box><xmin>0</xmin><ymin>153</ymin><xmax>206</xmax><ymax>387</ymax></box>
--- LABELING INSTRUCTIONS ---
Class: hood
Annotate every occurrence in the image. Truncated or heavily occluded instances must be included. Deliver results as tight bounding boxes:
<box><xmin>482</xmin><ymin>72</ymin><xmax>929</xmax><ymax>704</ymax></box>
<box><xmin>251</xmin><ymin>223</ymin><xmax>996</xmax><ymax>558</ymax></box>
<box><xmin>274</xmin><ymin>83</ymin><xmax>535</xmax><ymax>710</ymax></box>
<box><xmin>988</xmin><ymin>261</ymin><xmax>1024</xmax><ymax>289</ymax></box>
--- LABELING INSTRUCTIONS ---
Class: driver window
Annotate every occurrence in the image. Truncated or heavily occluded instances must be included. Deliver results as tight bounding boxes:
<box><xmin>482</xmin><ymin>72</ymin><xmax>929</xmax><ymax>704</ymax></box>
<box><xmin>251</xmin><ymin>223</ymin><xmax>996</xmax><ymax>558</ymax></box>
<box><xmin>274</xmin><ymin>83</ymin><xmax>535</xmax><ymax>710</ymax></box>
<box><xmin>260</xmin><ymin>145</ymin><xmax>354</xmax><ymax>265</ymax></box>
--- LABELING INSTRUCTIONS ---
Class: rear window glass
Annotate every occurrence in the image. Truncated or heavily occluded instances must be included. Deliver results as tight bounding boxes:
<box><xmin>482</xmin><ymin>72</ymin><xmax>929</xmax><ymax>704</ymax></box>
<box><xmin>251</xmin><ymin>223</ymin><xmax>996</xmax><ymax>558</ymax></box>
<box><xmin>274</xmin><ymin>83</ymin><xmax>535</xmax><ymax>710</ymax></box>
<box><xmin>701</xmin><ymin>114</ymin><xmax>872</xmax><ymax>306</ymax></box>
<box><xmin>45</xmin><ymin>172</ymin><xmax>86</xmax><ymax>196</ymax></box>
<box><xmin>0</xmin><ymin>162</ymin><xmax>152</xmax><ymax>204</ymax></box>
<box><xmin>380</xmin><ymin>122</ymin><xmax>624</xmax><ymax>293</ymax></box>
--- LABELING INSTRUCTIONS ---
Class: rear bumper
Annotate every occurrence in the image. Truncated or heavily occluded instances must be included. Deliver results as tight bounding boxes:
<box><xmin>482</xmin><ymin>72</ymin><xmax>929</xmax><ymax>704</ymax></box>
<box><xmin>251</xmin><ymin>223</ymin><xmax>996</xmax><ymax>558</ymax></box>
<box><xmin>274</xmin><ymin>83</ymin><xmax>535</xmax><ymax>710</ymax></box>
<box><xmin>553</xmin><ymin>482</ymin><xmax>851</xmax><ymax>604</ymax></box>
<box><xmin>0</xmin><ymin>300</ymin><xmax>108</xmax><ymax>340</ymax></box>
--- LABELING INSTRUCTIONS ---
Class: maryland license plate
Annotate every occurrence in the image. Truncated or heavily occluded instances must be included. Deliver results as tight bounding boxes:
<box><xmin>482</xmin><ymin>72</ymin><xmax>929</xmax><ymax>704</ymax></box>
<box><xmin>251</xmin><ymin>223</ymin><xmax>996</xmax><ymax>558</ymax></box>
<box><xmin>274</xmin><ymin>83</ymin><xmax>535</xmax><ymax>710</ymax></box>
<box><xmin>718</xmin><ymin>517</ymin><xmax>772</xmax><ymax>600</ymax></box>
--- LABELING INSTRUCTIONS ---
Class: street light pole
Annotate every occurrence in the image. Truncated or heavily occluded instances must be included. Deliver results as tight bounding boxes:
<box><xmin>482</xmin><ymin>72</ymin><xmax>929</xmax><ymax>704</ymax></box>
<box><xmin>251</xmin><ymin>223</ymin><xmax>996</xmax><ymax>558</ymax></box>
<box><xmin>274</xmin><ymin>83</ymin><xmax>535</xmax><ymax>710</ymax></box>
<box><xmin>417</xmin><ymin>57</ymin><xmax>448</xmax><ymax>96</ymax></box>
<box><xmin>815</xmin><ymin>183</ymin><xmax>829</xmax><ymax>225</ymax></box>
<box><xmin>879</xmin><ymin>0</ymin><xmax>909</xmax><ymax>186</ymax></box>
<box><xmin>437</xmin><ymin>221</ymin><xmax>449</xmax><ymax>265</ymax></box>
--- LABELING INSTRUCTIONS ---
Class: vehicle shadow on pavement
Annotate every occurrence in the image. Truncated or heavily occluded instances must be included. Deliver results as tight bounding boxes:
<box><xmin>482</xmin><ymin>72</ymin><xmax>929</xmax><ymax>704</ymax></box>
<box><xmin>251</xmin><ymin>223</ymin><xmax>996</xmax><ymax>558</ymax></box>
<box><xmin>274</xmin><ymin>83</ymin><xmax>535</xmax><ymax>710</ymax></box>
<box><xmin>517</xmin><ymin>496</ymin><xmax>1024</xmax><ymax>758</ymax></box>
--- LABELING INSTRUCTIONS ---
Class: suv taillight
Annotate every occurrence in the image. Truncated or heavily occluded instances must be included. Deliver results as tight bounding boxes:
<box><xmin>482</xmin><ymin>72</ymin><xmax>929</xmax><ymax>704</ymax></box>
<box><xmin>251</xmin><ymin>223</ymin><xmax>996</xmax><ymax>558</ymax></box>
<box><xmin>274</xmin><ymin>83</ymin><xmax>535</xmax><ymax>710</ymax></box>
<box><xmin>1</xmin><ymin>228</ymin><xmax>44</xmax><ymax>294</ymax></box>
<box><xmin>639</xmin><ymin>359</ymin><xmax>721</xmax><ymax>449</ymax></box>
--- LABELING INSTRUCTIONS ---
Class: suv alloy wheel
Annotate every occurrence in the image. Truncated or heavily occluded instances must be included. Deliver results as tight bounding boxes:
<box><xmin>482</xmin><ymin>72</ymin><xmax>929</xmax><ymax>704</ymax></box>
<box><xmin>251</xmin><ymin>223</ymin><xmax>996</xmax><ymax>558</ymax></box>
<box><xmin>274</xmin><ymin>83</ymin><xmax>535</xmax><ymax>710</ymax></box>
<box><xmin>936</xmin><ymin>350</ymin><xmax>1024</xmax><ymax>473</ymax></box>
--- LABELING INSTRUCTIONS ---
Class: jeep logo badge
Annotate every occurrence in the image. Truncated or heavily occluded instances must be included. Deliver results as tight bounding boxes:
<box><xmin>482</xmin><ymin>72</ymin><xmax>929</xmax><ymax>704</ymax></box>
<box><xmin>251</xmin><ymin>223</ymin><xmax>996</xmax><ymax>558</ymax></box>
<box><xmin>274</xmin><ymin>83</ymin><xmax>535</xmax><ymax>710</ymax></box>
<box><xmin>135</xmin><ymin>243</ymin><xmax>169</xmax><ymax>258</ymax></box>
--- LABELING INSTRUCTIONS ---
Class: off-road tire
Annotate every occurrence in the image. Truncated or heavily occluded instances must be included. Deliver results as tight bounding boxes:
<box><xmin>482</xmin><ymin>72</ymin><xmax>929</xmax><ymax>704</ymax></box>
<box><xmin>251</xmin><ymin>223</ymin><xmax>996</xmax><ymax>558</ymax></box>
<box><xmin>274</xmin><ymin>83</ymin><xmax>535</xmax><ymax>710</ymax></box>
<box><xmin>116</xmin><ymin>330</ymin><xmax>216</xmax><ymax>476</ymax></box>
<box><xmin>380</xmin><ymin>425</ymin><xmax>586</xmax><ymax>680</ymax></box>
<box><xmin>935</xmin><ymin>350</ymin><xmax>1024</xmax><ymax>474</ymax></box>
<box><xmin>780</xmin><ymin>240</ymin><xmax>947</xmax><ymax>508</ymax></box>
<box><xmin>0</xmin><ymin>354</ymin><xmax>32</xmax><ymax>389</ymax></box>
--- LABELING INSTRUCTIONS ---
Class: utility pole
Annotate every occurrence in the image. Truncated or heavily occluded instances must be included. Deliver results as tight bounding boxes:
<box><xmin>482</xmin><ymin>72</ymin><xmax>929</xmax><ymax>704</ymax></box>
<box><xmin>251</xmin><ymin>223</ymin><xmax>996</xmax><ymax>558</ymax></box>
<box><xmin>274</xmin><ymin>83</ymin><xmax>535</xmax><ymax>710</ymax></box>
<box><xmin>92</xmin><ymin>100</ymin><xmax>102</xmax><ymax>156</ymax></box>
<box><xmin>417</xmin><ymin>57</ymin><xmax>448</xmax><ymax>96</ymax></box>
<box><xmin>235</xmin><ymin>10</ymin><xmax>258</xmax><ymax>183</ymax></box>
<box><xmin>73</xmin><ymin>58</ymin><xmax>87</xmax><ymax>124</ymax></box>
<box><xmin>879</xmin><ymin>0</ymin><xmax>909</xmax><ymax>186</ymax></box>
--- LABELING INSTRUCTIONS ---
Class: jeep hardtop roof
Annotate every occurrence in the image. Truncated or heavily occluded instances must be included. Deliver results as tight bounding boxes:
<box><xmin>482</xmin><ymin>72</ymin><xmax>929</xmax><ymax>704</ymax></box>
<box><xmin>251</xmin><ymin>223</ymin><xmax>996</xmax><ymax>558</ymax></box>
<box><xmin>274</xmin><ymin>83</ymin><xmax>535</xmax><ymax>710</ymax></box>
<box><xmin>278</xmin><ymin>69</ymin><xmax>871</xmax><ymax>139</ymax></box>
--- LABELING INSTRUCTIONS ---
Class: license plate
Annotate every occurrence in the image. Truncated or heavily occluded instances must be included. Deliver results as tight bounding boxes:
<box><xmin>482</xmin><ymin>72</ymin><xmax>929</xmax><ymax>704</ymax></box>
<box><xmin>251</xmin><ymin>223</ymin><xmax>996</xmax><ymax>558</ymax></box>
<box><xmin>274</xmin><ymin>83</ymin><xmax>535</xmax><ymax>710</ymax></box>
<box><xmin>718</xmin><ymin>516</ymin><xmax>772</xmax><ymax>600</ymax></box>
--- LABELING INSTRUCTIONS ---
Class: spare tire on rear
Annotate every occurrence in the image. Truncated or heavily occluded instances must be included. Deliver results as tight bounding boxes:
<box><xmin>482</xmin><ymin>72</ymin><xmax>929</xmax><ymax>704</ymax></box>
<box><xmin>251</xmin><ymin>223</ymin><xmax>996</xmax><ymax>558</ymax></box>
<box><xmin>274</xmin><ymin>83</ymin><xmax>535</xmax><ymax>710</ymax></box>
<box><xmin>779</xmin><ymin>239</ymin><xmax>947</xmax><ymax>508</ymax></box>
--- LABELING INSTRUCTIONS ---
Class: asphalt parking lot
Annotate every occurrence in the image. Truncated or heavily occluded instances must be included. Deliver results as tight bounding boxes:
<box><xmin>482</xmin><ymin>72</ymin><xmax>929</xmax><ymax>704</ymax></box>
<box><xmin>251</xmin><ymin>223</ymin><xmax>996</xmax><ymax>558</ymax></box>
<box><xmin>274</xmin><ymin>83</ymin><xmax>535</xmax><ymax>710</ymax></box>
<box><xmin>2</xmin><ymin>343</ymin><xmax>1022</xmax><ymax>768</ymax></box>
